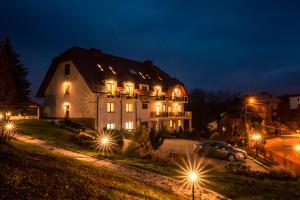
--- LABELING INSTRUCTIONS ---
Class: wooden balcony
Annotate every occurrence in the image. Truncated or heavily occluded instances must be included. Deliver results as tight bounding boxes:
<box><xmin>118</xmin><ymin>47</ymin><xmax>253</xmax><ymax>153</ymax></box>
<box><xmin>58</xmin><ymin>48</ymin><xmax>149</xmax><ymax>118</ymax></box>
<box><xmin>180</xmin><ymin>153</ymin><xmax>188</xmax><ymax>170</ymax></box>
<box><xmin>150</xmin><ymin>111</ymin><xmax>192</xmax><ymax>118</ymax></box>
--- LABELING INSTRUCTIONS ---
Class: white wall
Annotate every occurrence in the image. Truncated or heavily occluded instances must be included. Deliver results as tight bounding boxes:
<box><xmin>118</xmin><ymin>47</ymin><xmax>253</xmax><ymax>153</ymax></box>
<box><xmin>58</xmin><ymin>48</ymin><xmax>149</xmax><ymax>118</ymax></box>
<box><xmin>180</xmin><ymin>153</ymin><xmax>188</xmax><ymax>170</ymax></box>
<box><xmin>44</xmin><ymin>61</ymin><xmax>96</xmax><ymax>119</ymax></box>
<box><xmin>289</xmin><ymin>96</ymin><xmax>300</xmax><ymax>109</ymax></box>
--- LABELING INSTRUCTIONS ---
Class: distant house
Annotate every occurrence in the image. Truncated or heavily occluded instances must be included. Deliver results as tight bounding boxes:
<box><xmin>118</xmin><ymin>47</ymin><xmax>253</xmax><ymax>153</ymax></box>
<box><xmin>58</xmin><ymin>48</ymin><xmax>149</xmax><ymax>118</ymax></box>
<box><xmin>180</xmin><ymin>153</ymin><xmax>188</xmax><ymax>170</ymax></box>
<box><xmin>287</xmin><ymin>94</ymin><xmax>300</xmax><ymax>110</ymax></box>
<box><xmin>8</xmin><ymin>100</ymin><xmax>41</xmax><ymax>120</ymax></box>
<box><xmin>36</xmin><ymin>47</ymin><xmax>192</xmax><ymax>132</ymax></box>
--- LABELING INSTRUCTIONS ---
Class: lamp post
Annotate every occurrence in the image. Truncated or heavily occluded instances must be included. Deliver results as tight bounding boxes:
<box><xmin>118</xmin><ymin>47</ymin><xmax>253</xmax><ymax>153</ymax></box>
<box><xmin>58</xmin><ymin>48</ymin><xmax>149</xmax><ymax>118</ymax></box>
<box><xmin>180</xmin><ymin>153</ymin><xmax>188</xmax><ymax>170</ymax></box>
<box><xmin>188</xmin><ymin>171</ymin><xmax>198</xmax><ymax>200</ymax></box>
<box><xmin>251</xmin><ymin>134</ymin><xmax>262</xmax><ymax>156</ymax></box>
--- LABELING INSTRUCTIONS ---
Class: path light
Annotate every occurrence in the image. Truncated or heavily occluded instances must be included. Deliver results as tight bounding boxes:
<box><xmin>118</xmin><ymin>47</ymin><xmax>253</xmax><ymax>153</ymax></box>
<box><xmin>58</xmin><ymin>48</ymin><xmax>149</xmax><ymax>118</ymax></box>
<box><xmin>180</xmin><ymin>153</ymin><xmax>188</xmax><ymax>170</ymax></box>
<box><xmin>94</xmin><ymin>130</ymin><xmax>116</xmax><ymax>157</ymax></box>
<box><xmin>177</xmin><ymin>156</ymin><xmax>211</xmax><ymax>200</ymax></box>
<box><xmin>294</xmin><ymin>145</ymin><xmax>300</xmax><ymax>152</ymax></box>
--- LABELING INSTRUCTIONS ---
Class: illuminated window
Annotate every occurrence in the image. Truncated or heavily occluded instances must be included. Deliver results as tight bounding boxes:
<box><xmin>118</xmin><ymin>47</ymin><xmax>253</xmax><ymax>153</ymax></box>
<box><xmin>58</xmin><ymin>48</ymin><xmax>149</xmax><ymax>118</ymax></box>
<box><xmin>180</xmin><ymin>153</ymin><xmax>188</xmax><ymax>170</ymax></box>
<box><xmin>97</xmin><ymin>64</ymin><xmax>104</xmax><ymax>71</ymax></box>
<box><xmin>64</xmin><ymin>64</ymin><xmax>70</xmax><ymax>75</ymax></box>
<box><xmin>162</xmin><ymin>104</ymin><xmax>166</xmax><ymax>112</ymax></box>
<box><xmin>126</xmin><ymin>103</ymin><xmax>133</xmax><ymax>112</ymax></box>
<box><xmin>124</xmin><ymin>83</ymin><xmax>134</xmax><ymax>96</ymax></box>
<box><xmin>156</xmin><ymin>104</ymin><xmax>161</xmax><ymax>115</ymax></box>
<box><xmin>125</xmin><ymin>122</ymin><xmax>134</xmax><ymax>130</ymax></box>
<box><xmin>64</xmin><ymin>82</ymin><xmax>70</xmax><ymax>94</ymax></box>
<box><xmin>178</xmin><ymin>120</ymin><xmax>182</xmax><ymax>127</ymax></box>
<box><xmin>158</xmin><ymin>76</ymin><xmax>162</xmax><ymax>81</ymax></box>
<box><xmin>172</xmin><ymin>88</ymin><xmax>182</xmax><ymax>99</ymax></box>
<box><xmin>169</xmin><ymin>120</ymin><xmax>173</xmax><ymax>128</ymax></box>
<box><xmin>107</xmin><ymin>102</ymin><xmax>115</xmax><ymax>112</ymax></box>
<box><xmin>154</xmin><ymin>86</ymin><xmax>162</xmax><ymax>96</ymax></box>
<box><xmin>107</xmin><ymin>123</ymin><xmax>115</xmax><ymax>130</ymax></box>
<box><xmin>106</xmin><ymin>80</ymin><xmax>117</xmax><ymax>95</ymax></box>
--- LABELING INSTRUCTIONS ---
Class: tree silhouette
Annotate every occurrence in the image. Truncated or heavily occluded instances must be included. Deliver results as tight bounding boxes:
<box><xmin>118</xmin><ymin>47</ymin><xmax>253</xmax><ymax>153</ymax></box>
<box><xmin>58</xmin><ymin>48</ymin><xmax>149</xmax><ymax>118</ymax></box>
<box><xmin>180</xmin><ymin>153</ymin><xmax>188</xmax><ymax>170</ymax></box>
<box><xmin>0</xmin><ymin>38</ymin><xmax>31</xmax><ymax>109</ymax></box>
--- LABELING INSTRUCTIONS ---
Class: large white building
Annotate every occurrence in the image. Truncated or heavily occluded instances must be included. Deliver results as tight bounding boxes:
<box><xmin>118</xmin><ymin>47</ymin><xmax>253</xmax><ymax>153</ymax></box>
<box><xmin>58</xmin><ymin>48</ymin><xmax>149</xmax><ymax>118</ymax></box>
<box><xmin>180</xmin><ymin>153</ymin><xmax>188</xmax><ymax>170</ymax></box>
<box><xmin>37</xmin><ymin>47</ymin><xmax>192</xmax><ymax>132</ymax></box>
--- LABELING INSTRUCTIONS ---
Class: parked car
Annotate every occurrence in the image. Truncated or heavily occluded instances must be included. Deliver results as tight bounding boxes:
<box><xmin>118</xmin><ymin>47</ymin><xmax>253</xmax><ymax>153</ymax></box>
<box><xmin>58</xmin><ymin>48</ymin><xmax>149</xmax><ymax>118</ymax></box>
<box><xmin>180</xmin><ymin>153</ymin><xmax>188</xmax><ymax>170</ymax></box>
<box><xmin>193</xmin><ymin>141</ymin><xmax>247</xmax><ymax>161</ymax></box>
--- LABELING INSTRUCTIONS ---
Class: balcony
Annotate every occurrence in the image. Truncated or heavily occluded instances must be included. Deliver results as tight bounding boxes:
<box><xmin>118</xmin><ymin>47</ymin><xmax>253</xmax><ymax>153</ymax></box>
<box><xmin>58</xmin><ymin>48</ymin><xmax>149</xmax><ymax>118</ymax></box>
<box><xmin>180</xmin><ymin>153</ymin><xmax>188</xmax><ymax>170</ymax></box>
<box><xmin>106</xmin><ymin>91</ymin><xmax>121</xmax><ymax>98</ymax></box>
<box><xmin>172</xmin><ymin>96</ymin><xmax>188</xmax><ymax>102</ymax></box>
<box><xmin>150</xmin><ymin>111</ymin><xmax>192</xmax><ymax>118</ymax></box>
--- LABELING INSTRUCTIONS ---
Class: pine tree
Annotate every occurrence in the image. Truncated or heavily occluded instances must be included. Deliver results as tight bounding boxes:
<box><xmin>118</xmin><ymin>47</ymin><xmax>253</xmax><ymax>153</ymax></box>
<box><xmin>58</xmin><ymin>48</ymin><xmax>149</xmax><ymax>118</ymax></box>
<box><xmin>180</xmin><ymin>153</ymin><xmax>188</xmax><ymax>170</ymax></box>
<box><xmin>0</xmin><ymin>49</ymin><xmax>16</xmax><ymax>110</ymax></box>
<box><xmin>0</xmin><ymin>39</ymin><xmax>31</xmax><ymax>108</ymax></box>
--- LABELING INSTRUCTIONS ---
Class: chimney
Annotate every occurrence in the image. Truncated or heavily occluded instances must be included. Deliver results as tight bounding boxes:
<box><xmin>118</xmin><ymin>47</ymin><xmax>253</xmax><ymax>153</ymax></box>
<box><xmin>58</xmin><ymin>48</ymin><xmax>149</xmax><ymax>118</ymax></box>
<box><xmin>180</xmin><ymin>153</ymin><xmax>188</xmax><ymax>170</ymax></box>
<box><xmin>89</xmin><ymin>48</ymin><xmax>102</xmax><ymax>57</ymax></box>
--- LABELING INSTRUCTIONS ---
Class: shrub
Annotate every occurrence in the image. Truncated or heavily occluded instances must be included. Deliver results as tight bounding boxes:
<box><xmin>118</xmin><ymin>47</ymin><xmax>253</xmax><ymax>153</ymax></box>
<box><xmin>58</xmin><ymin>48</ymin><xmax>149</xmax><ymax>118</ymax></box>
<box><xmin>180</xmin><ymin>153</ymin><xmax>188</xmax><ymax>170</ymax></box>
<box><xmin>126</xmin><ymin>126</ymin><xmax>153</xmax><ymax>158</ymax></box>
<box><xmin>209</xmin><ymin>132</ymin><xmax>221</xmax><ymax>140</ymax></box>
<box><xmin>149</xmin><ymin>129</ymin><xmax>164</xmax><ymax>150</ymax></box>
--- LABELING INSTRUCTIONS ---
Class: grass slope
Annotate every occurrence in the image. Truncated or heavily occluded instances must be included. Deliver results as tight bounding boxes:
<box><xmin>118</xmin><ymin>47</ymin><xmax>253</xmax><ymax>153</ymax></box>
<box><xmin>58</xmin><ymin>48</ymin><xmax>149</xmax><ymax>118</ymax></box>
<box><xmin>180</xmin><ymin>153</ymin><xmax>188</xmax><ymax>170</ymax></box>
<box><xmin>17</xmin><ymin>120</ymin><xmax>300</xmax><ymax>199</ymax></box>
<box><xmin>0</xmin><ymin>141</ymin><xmax>183</xmax><ymax>200</ymax></box>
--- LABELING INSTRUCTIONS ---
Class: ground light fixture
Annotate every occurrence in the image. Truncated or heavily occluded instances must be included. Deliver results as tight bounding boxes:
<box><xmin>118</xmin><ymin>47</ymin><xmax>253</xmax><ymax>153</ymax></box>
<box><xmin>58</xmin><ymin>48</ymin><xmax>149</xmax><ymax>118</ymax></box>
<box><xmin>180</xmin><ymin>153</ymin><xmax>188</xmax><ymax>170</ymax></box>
<box><xmin>93</xmin><ymin>130</ymin><xmax>116</xmax><ymax>157</ymax></box>
<box><xmin>177</xmin><ymin>156</ymin><xmax>211</xmax><ymax>200</ymax></box>
<box><xmin>294</xmin><ymin>144</ymin><xmax>300</xmax><ymax>152</ymax></box>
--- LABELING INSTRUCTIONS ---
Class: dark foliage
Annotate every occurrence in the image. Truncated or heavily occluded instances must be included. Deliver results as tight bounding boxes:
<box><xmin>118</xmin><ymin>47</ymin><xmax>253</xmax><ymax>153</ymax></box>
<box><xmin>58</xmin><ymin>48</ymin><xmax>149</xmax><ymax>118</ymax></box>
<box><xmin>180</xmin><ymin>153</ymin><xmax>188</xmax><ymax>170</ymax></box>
<box><xmin>0</xmin><ymin>38</ymin><xmax>31</xmax><ymax>109</ymax></box>
<box><xmin>226</xmin><ymin>164</ymin><xmax>298</xmax><ymax>181</ymax></box>
<box><xmin>149</xmin><ymin>129</ymin><xmax>164</xmax><ymax>150</ymax></box>
<box><xmin>186</xmin><ymin>89</ymin><xmax>240</xmax><ymax>132</ymax></box>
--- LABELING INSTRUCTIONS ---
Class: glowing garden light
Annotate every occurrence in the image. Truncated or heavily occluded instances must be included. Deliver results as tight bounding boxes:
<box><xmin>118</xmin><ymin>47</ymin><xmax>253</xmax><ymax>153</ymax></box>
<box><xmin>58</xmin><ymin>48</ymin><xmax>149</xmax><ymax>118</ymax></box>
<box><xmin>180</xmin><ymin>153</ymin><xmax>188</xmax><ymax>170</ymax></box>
<box><xmin>294</xmin><ymin>145</ymin><xmax>300</xmax><ymax>152</ymax></box>
<box><xmin>251</xmin><ymin>134</ymin><xmax>262</xmax><ymax>141</ymax></box>
<box><xmin>177</xmin><ymin>156</ymin><xmax>211</xmax><ymax>200</ymax></box>
<box><xmin>5</xmin><ymin>122</ymin><xmax>14</xmax><ymax>131</ymax></box>
<box><xmin>93</xmin><ymin>130</ymin><xmax>116</xmax><ymax>157</ymax></box>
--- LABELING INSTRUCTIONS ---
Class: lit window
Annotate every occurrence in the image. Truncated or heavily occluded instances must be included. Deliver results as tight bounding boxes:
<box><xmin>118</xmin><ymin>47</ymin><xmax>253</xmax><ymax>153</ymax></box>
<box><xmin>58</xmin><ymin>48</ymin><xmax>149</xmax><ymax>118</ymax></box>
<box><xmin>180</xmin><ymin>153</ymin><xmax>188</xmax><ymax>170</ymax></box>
<box><xmin>97</xmin><ymin>64</ymin><xmax>104</xmax><ymax>71</ymax></box>
<box><xmin>172</xmin><ymin>88</ymin><xmax>182</xmax><ymax>99</ymax></box>
<box><xmin>124</xmin><ymin>83</ymin><xmax>134</xmax><ymax>96</ymax></box>
<box><xmin>156</xmin><ymin>103</ymin><xmax>160</xmax><ymax>115</ymax></box>
<box><xmin>158</xmin><ymin>76</ymin><xmax>162</xmax><ymax>81</ymax></box>
<box><xmin>64</xmin><ymin>82</ymin><xmax>70</xmax><ymax>94</ymax></box>
<box><xmin>125</xmin><ymin>122</ymin><xmax>134</xmax><ymax>130</ymax></box>
<box><xmin>162</xmin><ymin>104</ymin><xmax>166</xmax><ymax>112</ymax></box>
<box><xmin>178</xmin><ymin>120</ymin><xmax>182</xmax><ymax>127</ymax></box>
<box><xmin>169</xmin><ymin>120</ymin><xmax>173</xmax><ymax>128</ymax></box>
<box><xmin>107</xmin><ymin>123</ymin><xmax>115</xmax><ymax>130</ymax></box>
<box><xmin>107</xmin><ymin>102</ymin><xmax>115</xmax><ymax>112</ymax></box>
<box><xmin>154</xmin><ymin>86</ymin><xmax>162</xmax><ymax>96</ymax></box>
<box><xmin>106</xmin><ymin>80</ymin><xmax>117</xmax><ymax>95</ymax></box>
<box><xmin>126</xmin><ymin>103</ymin><xmax>133</xmax><ymax>112</ymax></box>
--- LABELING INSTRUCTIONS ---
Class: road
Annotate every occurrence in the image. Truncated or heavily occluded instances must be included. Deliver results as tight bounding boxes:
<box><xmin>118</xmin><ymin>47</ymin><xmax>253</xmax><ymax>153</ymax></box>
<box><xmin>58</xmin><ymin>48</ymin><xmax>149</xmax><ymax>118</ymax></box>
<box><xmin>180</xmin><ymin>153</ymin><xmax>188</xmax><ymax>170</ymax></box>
<box><xmin>156</xmin><ymin>139</ymin><xmax>268</xmax><ymax>172</ymax></box>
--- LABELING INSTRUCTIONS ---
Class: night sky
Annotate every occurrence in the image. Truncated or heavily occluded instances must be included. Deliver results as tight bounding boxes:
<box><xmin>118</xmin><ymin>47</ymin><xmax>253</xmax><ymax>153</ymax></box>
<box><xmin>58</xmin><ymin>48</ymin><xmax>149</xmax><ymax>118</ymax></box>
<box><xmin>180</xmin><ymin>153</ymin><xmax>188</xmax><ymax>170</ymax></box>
<box><xmin>1</xmin><ymin>0</ymin><xmax>300</xmax><ymax>99</ymax></box>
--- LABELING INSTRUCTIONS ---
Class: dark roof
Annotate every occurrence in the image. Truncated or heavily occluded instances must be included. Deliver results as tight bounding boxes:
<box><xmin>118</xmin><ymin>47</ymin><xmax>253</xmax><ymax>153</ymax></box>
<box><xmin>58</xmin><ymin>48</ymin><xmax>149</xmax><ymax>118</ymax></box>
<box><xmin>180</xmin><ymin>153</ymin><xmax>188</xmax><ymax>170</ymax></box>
<box><xmin>37</xmin><ymin>47</ymin><xmax>187</xmax><ymax>97</ymax></box>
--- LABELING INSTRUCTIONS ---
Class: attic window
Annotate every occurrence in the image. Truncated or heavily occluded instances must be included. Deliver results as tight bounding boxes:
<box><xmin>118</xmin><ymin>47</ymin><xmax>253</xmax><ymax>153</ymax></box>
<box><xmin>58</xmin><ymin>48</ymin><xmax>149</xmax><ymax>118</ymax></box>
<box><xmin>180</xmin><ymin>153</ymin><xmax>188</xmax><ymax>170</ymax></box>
<box><xmin>138</xmin><ymin>72</ymin><xmax>146</xmax><ymax>80</ymax></box>
<box><xmin>145</xmin><ymin>74</ymin><xmax>151</xmax><ymax>79</ymax></box>
<box><xmin>109</xmin><ymin>66</ymin><xmax>117</xmax><ymax>75</ymax></box>
<box><xmin>97</xmin><ymin>64</ymin><xmax>104</xmax><ymax>71</ymax></box>
<box><xmin>158</xmin><ymin>76</ymin><xmax>163</xmax><ymax>81</ymax></box>
<box><xmin>129</xmin><ymin>69</ymin><xmax>137</xmax><ymax>74</ymax></box>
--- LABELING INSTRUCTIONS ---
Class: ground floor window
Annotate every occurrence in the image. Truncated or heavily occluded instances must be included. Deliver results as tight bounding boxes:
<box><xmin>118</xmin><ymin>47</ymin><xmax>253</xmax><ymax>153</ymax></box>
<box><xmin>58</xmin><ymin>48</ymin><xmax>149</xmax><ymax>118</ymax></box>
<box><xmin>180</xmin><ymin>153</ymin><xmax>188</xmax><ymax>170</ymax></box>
<box><xmin>107</xmin><ymin>123</ymin><xmax>115</xmax><ymax>130</ymax></box>
<box><xmin>125</xmin><ymin>121</ymin><xmax>134</xmax><ymax>130</ymax></box>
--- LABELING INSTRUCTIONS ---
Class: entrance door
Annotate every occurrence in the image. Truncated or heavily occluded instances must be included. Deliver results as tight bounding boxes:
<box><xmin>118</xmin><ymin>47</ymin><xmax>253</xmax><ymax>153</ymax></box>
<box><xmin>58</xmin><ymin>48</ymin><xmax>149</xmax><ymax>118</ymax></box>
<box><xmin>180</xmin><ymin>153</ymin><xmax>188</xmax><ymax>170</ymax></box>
<box><xmin>65</xmin><ymin>104</ymin><xmax>70</xmax><ymax>118</ymax></box>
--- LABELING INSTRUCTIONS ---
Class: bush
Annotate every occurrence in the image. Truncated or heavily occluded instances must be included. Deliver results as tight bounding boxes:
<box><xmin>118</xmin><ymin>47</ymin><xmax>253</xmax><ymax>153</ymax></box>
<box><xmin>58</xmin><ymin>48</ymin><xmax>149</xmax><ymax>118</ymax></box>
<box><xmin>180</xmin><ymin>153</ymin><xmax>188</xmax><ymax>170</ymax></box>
<box><xmin>149</xmin><ymin>129</ymin><xmax>164</xmax><ymax>150</ymax></box>
<box><xmin>225</xmin><ymin>164</ymin><xmax>298</xmax><ymax>181</ymax></box>
<box><xmin>126</xmin><ymin>126</ymin><xmax>153</xmax><ymax>159</ymax></box>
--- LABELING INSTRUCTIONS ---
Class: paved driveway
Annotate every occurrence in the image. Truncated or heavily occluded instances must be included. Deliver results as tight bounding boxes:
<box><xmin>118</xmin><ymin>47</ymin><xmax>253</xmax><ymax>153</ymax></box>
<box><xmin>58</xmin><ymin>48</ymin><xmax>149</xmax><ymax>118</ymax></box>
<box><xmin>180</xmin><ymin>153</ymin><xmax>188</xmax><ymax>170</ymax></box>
<box><xmin>156</xmin><ymin>139</ymin><xmax>267</xmax><ymax>172</ymax></box>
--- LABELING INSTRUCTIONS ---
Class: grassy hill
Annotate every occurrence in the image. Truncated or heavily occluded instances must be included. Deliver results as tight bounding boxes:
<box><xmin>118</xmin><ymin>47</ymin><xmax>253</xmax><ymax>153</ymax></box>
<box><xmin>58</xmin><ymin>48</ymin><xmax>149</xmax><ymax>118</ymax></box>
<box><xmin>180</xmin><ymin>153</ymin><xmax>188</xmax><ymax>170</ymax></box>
<box><xmin>0</xmin><ymin>141</ymin><xmax>183</xmax><ymax>200</ymax></box>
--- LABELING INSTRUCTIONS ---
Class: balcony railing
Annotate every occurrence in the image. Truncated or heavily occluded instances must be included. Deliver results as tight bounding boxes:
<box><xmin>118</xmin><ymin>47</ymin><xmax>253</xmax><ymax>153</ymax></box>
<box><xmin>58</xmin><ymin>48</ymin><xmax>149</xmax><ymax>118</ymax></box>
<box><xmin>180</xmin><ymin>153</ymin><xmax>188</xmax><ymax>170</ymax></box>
<box><xmin>150</xmin><ymin>111</ymin><xmax>192</xmax><ymax>118</ymax></box>
<box><xmin>150</xmin><ymin>95</ymin><xmax>188</xmax><ymax>102</ymax></box>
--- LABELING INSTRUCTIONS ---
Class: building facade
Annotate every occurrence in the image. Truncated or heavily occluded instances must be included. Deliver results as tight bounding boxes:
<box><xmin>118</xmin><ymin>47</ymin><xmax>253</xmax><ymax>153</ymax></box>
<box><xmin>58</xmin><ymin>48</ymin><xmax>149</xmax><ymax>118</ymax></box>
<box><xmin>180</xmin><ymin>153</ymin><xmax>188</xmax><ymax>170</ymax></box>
<box><xmin>37</xmin><ymin>47</ymin><xmax>192</xmax><ymax>132</ymax></box>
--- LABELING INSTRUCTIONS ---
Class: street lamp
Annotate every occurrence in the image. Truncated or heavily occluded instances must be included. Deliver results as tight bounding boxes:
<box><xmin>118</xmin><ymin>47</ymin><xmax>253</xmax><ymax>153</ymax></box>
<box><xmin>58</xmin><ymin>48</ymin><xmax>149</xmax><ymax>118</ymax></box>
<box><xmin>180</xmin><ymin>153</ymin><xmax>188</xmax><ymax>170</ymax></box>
<box><xmin>251</xmin><ymin>134</ymin><xmax>262</xmax><ymax>156</ymax></box>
